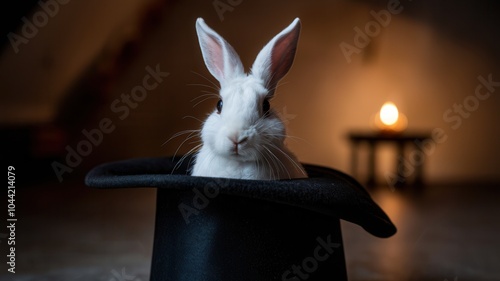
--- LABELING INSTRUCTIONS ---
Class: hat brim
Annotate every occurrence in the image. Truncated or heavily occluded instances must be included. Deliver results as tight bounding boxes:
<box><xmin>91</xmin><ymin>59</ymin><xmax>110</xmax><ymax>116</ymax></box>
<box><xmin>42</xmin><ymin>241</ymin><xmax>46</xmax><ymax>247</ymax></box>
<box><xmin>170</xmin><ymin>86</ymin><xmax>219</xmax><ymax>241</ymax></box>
<box><xmin>85</xmin><ymin>155</ymin><xmax>396</xmax><ymax>238</ymax></box>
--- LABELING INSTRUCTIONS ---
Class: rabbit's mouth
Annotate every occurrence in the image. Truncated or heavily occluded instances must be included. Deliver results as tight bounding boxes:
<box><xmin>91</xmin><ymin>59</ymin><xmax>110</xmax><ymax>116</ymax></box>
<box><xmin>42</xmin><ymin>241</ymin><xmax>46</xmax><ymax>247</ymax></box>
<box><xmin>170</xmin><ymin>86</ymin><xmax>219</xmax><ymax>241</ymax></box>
<box><xmin>226</xmin><ymin>145</ymin><xmax>257</xmax><ymax>162</ymax></box>
<box><xmin>229</xmin><ymin>146</ymin><xmax>248</xmax><ymax>158</ymax></box>
<box><xmin>232</xmin><ymin>144</ymin><xmax>240</xmax><ymax>156</ymax></box>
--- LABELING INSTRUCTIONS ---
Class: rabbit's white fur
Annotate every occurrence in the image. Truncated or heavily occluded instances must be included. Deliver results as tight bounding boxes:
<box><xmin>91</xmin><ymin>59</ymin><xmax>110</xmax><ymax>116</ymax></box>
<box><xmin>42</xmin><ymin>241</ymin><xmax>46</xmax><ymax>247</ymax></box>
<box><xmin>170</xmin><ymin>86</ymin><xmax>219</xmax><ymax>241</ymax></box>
<box><xmin>191</xmin><ymin>18</ymin><xmax>307</xmax><ymax>180</ymax></box>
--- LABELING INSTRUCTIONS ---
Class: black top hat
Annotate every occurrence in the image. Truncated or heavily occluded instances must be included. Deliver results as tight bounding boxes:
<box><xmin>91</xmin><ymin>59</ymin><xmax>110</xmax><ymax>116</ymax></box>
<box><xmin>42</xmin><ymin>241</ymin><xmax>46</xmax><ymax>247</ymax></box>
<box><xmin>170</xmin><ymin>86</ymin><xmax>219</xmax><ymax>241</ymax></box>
<box><xmin>86</xmin><ymin>155</ymin><xmax>396</xmax><ymax>281</ymax></box>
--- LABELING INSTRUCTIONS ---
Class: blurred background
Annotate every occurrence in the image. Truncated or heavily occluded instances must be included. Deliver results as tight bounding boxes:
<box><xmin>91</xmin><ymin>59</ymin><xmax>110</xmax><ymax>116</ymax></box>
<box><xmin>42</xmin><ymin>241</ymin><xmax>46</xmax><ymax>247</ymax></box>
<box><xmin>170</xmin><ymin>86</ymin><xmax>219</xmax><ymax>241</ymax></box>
<box><xmin>1</xmin><ymin>0</ymin><xmax>499</xmax><ymax>280</ymax></box>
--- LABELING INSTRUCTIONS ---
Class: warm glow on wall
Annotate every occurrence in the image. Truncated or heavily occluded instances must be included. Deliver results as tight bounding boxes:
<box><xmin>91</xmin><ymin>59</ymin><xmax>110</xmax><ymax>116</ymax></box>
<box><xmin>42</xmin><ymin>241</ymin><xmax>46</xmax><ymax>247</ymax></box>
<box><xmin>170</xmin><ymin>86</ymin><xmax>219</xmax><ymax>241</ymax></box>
<box><xmin>374</xmin><ymin>101</ymin><xmax>407</xmax><ymax>133</ymax></box>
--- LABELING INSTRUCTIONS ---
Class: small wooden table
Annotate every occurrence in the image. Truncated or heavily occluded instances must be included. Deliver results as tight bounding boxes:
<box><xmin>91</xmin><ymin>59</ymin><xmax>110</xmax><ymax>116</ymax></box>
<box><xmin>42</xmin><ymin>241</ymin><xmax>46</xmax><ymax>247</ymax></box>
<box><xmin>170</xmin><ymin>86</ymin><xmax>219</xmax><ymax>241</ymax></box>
<box><xmin>348</xmin><ymin>131</ymin><xmax>431</xmax><ymax>187</ymax></box>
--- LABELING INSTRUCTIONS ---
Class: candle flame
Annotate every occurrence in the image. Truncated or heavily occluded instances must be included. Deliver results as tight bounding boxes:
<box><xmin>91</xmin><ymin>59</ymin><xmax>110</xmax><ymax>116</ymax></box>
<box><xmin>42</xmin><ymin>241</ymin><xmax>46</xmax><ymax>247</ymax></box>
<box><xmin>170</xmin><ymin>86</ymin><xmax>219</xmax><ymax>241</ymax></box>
<box><xmin>380</xmin><ymin>102</ymin><xmax>399</xmax><ymax>126</ymax></box>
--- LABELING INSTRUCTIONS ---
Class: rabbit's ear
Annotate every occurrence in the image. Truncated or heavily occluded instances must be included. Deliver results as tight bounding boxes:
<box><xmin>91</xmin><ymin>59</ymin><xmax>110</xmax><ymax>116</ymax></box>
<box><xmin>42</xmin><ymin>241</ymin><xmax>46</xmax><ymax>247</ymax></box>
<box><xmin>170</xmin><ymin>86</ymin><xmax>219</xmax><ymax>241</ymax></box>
<box><xmin>251</xmin><ymin>18</ymin><xmax>301</xmax><ymax>96</ymax></box>
<box><xmin>196</xmin><ymin>18</ymin><xmax>244</xmax><ymax>84</ymax></box>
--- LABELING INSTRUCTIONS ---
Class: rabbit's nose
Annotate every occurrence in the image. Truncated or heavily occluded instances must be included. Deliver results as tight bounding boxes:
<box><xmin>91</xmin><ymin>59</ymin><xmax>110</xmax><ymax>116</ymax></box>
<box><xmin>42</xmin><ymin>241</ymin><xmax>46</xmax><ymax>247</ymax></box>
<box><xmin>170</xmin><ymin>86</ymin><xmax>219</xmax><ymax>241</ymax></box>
<box><xmin>229</xmin><ymin>135</ymin><xmax>248</xmax><ymax>145</ymax></box>
<box><xmin>229</xmin><ymin>135</ymin><xmax>247</xmax><ymax>155</ymax></box>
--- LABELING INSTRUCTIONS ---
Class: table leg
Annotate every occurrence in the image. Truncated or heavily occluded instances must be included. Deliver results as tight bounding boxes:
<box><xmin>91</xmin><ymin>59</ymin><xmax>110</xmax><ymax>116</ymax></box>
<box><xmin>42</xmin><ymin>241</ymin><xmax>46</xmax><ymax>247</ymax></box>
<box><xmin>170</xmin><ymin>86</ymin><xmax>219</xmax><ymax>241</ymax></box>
<box><xmin>413</xmin><ymin>143</ymin><xmax>425</xmax><ymax>187</ymax></box>
<box><xmin>350</xmin><ymin>142</ymin><xmax>359</xmax><ymax>179</ymax></box>
<box><xmin>367</xmin><ymin>141</ymin><xmax>376</xmax><ymax>186</ymax></box>
<box><xmin>396</xmin><ymin>142</ymin><xmax>406</xmax><ymax>187</ymax></box>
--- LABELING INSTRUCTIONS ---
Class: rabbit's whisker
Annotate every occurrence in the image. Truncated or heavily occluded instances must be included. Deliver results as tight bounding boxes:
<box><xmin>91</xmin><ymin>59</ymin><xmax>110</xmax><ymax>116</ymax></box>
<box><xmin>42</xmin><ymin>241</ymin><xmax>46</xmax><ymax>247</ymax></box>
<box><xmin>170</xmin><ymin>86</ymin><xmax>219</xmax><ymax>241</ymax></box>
<box><xmin>172</xmin><ymin>143</ymin><xmax>203</xmax><ymax>174</ymax></box>
<box><xmin>191</xmin><ymin>92</ymin><xmax>219</xmax><ymax>102</ymax></box>
<box><xmin>182</xmin><ymin>115</ymin><xmax>205</xmax><ymax>124</ymax></box>
<box><xmin>269</xmin><ymin>143</ymin><xmax>306</xmax><ymax>177</ymax></box>
<box><xmin>257</xmin><ymin>148</ymin><xmax>275</xmax><ymax>180</ymax></box>
<box><xmin>187</xmin><ymin>83</ymin><xmax>220</xmax><ymax>92</ymax></box>
<box><xmin>193</xmin><ymin>96</ymin><xmax>218</xmax><ymax>108</ymax></box>
<box><xmin>172</xmin><ymin>130</ymin><xmax>200</xmax><ymax>160</ymax></box>
<box><xmin>262</xmin><ymin>145</ymin><xmax>290</xmax><ymax>180</ymax></box>
<box><xmin>161</xmin><ymin>129</ymin><xmax>199</xmax><ymax>147</ymax></box>
<box><xmin>191</xmin><ymin>71</ymin><xmax>220</xmax><ymax>90</ymax></box>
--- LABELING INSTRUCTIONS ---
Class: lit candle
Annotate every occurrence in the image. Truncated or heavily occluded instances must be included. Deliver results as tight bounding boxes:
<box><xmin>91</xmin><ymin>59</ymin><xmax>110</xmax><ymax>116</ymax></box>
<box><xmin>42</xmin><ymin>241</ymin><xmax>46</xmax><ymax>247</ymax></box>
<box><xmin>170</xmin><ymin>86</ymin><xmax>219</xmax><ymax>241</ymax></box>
<box><xmin>374</xmin><ymin>101</ymin><xmax>407</xmax><ymax>133</ymax></box>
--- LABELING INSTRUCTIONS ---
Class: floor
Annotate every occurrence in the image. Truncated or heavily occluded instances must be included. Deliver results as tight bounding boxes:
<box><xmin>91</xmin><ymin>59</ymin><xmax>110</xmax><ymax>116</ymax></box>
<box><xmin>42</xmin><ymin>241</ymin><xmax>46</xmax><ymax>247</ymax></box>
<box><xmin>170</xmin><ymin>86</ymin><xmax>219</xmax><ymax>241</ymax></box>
<box><xmin>342</xmin><ymin>184</ymin><xmax>500</xmax><ymax>281</ymax></box>
<box><xmin>1</xmin><ymin>178</ymin><xmax>499</xmax><ymax>281</ymax></box>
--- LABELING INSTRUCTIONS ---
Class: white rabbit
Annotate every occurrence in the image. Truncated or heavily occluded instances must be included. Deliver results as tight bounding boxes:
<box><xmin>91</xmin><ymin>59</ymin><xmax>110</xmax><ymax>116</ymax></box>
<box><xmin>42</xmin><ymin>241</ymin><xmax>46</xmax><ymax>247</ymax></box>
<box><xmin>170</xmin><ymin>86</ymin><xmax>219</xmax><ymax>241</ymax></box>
<box><xmin>191</xmin><ymin>18</ymin><xmax>307</xmax><ymax>180</ymax></box>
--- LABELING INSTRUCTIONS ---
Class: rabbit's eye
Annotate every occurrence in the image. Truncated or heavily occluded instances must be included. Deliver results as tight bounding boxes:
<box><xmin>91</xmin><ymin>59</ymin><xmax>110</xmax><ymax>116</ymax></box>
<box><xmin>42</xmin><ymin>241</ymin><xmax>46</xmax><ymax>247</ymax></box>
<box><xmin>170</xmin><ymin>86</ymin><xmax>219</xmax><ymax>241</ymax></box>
<box><xmin>262</xmin><ymin>99</ymin><xmax>271</xmax><ymax>116</ymax></box>
<box><xmin>216</xmin><ymin>99</ymin><xmax>223</xmax><ymax>114</ymax></box>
